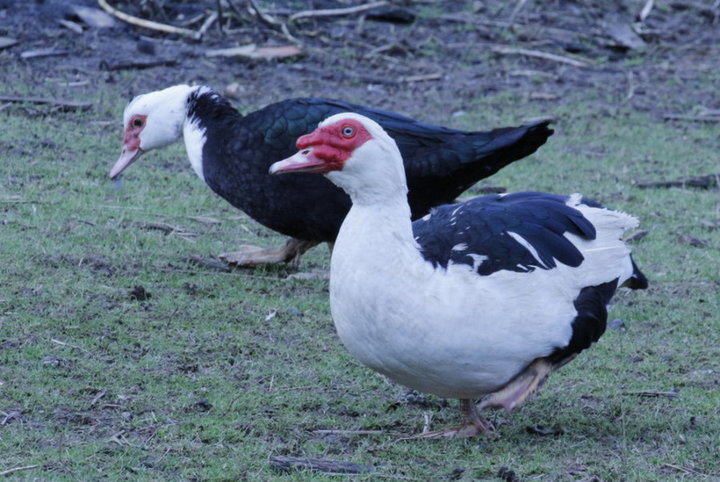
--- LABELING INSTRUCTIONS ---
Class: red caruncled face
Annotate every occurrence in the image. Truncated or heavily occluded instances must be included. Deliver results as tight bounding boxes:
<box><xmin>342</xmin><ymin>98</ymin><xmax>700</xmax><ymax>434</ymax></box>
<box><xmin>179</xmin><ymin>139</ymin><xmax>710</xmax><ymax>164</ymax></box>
<box><xmin>123</xmin><ymin>114</ymin><xmax>147</xmax><ymax>152</ymax></box>
<box><xmin>296</xmin><ymin>118</ymin><xmax>372</xmax><ymax>169</ymax></box>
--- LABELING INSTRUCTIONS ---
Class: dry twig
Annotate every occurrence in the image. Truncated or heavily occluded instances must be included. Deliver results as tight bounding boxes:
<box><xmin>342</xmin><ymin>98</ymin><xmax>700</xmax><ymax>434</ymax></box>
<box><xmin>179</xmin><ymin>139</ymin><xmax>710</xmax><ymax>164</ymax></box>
<box><xmin>289</xmin><ymin>1</ymin><xmax>388</xmax><ymax>23</ymax></box>
<box><xmin>662</xmin><ymin>463</ymin><xmax>711</xmax><ymax>477</ymax></box>
<box><xmin>508</xmin><ymin>0</ymin><xmax>529</xmax><ymax>25</ymax></box>
<box><xmin>638</xmin><ymin>0</ymin><xmax>655</xmax><ymax>22</ymax></box>
<box><xmin>246</xmin><ymin>0</ymin><xmax>299</xmax><ymax>44</ymax></box>
<box><xmin>51</xmin><ymin>338</ymin><xmax>91</xmax><ymax>354</ymax></box>
<box><xmin>197</xmin><ymin>11</ymin><xmax>219</xmax><ymax>37</ymax></box>
<box><xmin>0</xmin><ymin>465</ymin><xmax>40</xmax><ymax>476</ymax></box>
<box><xmin>491</xmin><ymin>45</ymin><xmax>591</xmax><ymax>68</ymax></box>
<box><xmin>97</xmin><ymin>0</ymin><xmax>202</xmax><ymax>40</ymax></box>
<box><xmin>90</xmin><ymin>390</ymin><xmax>107</xmax><ymax>406</ymax></box>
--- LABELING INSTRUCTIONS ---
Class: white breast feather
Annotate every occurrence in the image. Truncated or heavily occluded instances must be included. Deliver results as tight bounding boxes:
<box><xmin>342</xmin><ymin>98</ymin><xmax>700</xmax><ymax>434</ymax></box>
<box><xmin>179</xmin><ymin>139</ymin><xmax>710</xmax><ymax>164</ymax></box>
<box><xmin>183</xmin><ymin>118</ymin><xmax>206</xmax><ymax>182</ymax></box>
<box><xmin>330</xmin><ymin>200</ymin><xmax>639</xmax><ymax>400</ymax></box>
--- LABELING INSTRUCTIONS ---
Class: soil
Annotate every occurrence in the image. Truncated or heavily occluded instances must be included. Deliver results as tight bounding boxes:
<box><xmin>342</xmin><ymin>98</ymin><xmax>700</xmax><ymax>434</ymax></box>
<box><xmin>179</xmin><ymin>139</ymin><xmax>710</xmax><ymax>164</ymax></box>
<box><xmin>1</xmin><ymin>0</ymin><xmax>719</xmax><ymax>126</ymax></box>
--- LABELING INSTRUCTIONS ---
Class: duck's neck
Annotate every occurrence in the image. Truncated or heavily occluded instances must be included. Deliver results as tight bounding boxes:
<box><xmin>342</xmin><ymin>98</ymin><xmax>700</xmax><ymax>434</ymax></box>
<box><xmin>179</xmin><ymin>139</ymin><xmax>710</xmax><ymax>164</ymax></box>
<box><xmin>183</xmin><ymin>86</ymin><xmax>241</xmax><ymax>182</ymax></box>
<box><xmin>333</xmin><ymin>192</ymin><xmax>419</xmax><ymax>273</ymax></box>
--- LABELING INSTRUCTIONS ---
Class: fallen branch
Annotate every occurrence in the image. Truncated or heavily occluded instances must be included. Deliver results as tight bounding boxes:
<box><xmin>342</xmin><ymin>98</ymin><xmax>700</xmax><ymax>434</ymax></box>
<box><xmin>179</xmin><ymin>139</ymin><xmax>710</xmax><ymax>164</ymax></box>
<box><xmin>636</xmin><ymin>174</ymin><xmax>719</xmax><ymax>189</ymax></box>
<box><xmin>269</xmin><ymin>456</ymin><xmax>373</xmax><ymax>475</ymax></box>
<box><xmin>491</xmin><ymin>45</ymin><xmax>591</xmax><ymax>67</ymax></box>
<box><xmin>97</xmin><ymin>0</ymin><xmax>202</xmax><ymax>40</ymax></box>
<box><xmin>0</xmin><ymin>465</ymin><xmax>40</xmax><ymax>476</ymax></box>
<box><xmin>0</xmin><ymin>94</ymin><xmax>91</xmax><ymax>111</ymax></box>
<box><xmin>289</xmin><ymin>1</ymin><xmax>388</xmax><ymax>23</ymax></box>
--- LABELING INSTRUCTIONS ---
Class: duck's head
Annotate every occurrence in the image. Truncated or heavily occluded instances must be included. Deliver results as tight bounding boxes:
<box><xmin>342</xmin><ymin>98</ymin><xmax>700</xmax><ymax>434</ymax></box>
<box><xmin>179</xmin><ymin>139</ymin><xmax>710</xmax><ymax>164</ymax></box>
<box><xmin>109</xmin><ymin>84</ymin><xmax>196</xmax><ymax>179</ymax></box>
<box><xmin>269</xmin><ymin>112</ymin><xmax>407</xmax><ymax>202</ymax></box>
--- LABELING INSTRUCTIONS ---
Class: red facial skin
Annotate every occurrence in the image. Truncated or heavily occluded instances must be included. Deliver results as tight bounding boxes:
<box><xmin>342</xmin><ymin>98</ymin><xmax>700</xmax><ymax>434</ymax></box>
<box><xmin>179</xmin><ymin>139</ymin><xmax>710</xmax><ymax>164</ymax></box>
<box><xmin>122</xmin><ymin>114</ymin><xmax>147</xmax><ymax>152</ymax></box>
<box><xmin>109</xmin><ymin>114</ymin><xmax>147</xmax><ymax>179</ymax></box>
<box><xmin>295</xmin><ymin>119</ymin><xmax>372</xmax><ymax>171</ymax></box>
<box><xmin>269</xmin><ymin>118</ymin><xmax>373</xmax><ymax>175</ymax></box>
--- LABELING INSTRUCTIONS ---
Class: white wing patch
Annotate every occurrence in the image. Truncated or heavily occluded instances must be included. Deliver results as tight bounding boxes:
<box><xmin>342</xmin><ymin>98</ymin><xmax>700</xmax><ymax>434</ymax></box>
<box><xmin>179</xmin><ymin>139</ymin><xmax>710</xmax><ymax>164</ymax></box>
<box><xmin>507</xmin><ymin>231</ymin><xmax>550</xmax><ymax>269</ymax></box>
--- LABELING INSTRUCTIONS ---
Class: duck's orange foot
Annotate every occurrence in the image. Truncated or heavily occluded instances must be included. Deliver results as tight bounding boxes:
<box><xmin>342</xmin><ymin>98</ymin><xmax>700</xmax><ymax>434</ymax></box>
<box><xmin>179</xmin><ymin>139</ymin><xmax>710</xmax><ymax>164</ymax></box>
<box><xmin>219</xmin><ymin>238</ymin><xmax>318</xmax><ymax>267</ymax></box>
<box><xmin>402</xmin><ymin>399</ymin><xmax>495</xmax><ymax>439</ymax></box>
<box><xmin>478</xmin><ymin>358</ymin><xmax>554</xmax><ymax>412</ymax></box>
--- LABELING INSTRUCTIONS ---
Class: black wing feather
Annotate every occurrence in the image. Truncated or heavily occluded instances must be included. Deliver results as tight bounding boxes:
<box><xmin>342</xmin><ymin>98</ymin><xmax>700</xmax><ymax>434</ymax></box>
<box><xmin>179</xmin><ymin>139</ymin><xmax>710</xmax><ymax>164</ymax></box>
<box><xmin>192</xmin><ymin>92</ymin><xmax>553</xmax><ymax>241</ymax></box>
<box><xmin>413</xmin><ymin>192</ymin><xmax>596</xmax><ymax>276</ymax></box>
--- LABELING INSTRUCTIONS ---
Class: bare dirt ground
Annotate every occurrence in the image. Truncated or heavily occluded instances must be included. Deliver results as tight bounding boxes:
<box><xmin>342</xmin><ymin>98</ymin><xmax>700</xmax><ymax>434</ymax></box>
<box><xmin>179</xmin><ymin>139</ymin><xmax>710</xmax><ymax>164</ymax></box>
<box><xmin>2</xmin><ymin>0</ymin><xmax>719</xmax><ymax>126</ymax></box>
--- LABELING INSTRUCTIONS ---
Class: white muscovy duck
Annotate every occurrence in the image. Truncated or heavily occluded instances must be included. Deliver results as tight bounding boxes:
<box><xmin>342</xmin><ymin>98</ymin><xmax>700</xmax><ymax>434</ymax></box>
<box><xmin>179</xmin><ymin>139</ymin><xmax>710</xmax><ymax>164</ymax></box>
<box><xmin>269</xmin><ymin>113</ymin><xmax>648</xmax><ymax>438</ymax></box>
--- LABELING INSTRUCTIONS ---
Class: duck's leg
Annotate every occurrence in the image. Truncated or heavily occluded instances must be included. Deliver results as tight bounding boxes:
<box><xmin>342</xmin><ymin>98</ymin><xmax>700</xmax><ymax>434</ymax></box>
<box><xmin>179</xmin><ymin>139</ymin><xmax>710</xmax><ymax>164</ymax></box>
<box><xmin>477</xmin><ymin>358</ymin><xmax>554</xmax><ymax>412</ymax></box>
<box><xmin>406</xmin><ymin>399</ymin><xmax>494</xmax><ymax>439</ymax></box>
<box><xmin>219</xmin><ymin>238</ymin><xmax>319</xmax><ymax>268</ymax></box>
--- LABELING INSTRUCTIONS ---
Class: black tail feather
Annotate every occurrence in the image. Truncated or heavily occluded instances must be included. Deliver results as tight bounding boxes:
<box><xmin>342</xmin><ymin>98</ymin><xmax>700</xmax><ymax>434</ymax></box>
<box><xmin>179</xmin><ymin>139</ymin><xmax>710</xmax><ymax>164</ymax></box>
<box><xmin>548</xmin><ymin>279</ymin><xmax>619</xmax><ymax>365</ymax></box>
<box><xmin>623</xmin><ymin>256</ymin><xmax>649</xmax><ymax>290</ymax></box>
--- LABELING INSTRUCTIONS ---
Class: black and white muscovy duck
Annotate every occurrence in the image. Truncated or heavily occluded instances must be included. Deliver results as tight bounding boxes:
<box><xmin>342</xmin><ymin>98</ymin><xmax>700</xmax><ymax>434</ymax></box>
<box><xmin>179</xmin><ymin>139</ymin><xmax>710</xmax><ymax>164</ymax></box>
<box><xmin>269</xmin><ymin>113</ymin><xmax>648</xmax><ymax>438</ymax></box>
<box><xmin>110</xmin><ymin>85</ymin><xmax>553</xmax><ymax>267</ymax></box>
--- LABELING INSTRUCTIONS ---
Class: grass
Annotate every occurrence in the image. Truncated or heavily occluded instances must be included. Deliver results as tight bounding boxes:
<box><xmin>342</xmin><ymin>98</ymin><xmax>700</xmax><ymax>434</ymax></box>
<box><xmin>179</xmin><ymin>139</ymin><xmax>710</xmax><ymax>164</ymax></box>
<box><xmin>1</xmin><ymin>76</ymin><xmax>719</xmax><ymax>481</ymax></box>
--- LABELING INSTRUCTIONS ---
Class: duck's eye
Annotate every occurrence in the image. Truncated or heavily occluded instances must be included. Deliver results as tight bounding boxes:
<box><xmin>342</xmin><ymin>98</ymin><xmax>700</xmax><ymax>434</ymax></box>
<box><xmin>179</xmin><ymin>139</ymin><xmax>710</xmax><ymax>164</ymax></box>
<box><xmin>132</xmin><ymin>117</ymin><xmax>144</xmax><ymax>128</ymax></box>
<box><xmin>341</xmin><ymin>125</ymin><xmax>355</xmax><ymax>137</ymax></box>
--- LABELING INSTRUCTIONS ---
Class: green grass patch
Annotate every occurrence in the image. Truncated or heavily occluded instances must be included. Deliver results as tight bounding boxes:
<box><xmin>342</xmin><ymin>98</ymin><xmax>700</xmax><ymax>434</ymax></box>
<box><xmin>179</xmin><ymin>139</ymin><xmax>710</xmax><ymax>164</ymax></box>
<box><xmin>1</xmin><ymin>84</ymin><xmax>718</xmax><ymax>481</ymax></box>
